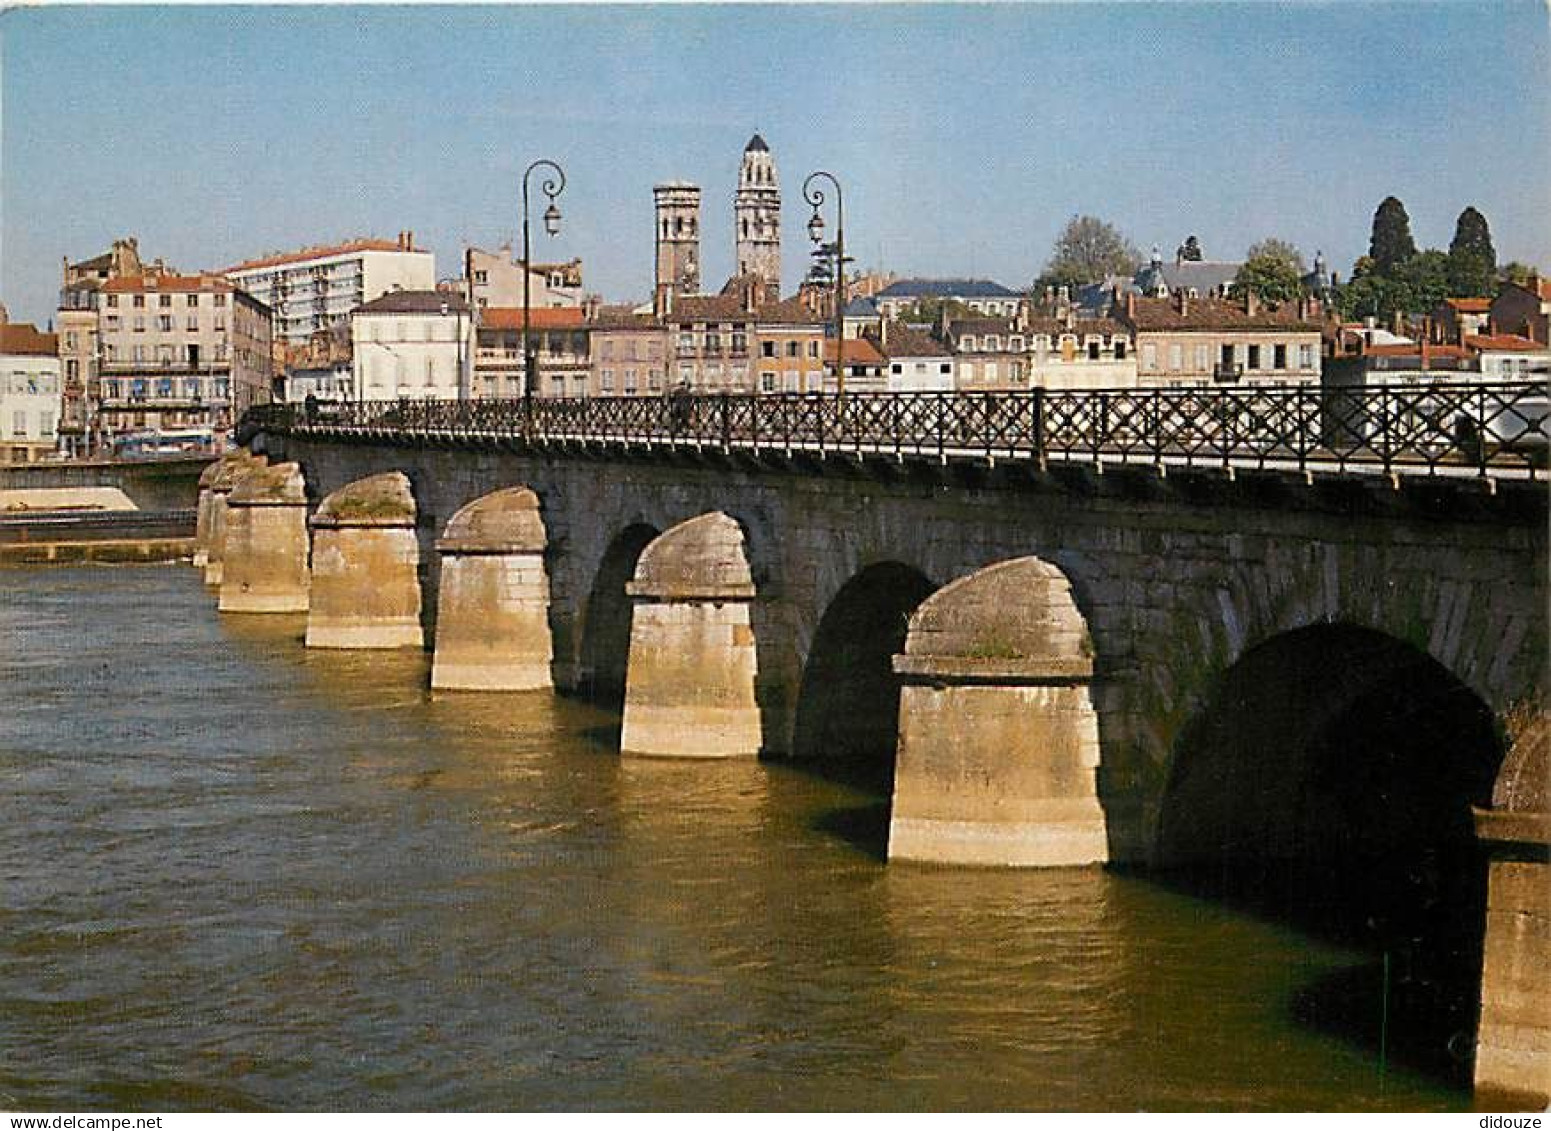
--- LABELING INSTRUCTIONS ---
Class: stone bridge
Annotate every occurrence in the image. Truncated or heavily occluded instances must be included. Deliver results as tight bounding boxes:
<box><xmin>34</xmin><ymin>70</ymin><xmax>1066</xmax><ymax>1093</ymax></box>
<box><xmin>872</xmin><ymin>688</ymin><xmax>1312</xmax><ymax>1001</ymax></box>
<box><xmin>232</xmin><ymin>422</ymin><xmax>1547</xmax><ymax>1103</ymax></box>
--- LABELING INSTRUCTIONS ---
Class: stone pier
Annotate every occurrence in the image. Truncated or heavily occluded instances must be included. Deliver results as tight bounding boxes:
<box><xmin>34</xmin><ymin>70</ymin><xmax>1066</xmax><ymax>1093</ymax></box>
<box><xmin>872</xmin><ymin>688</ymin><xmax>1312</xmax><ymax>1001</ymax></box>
<box><xmin>889</xmin><ymin>557</ymin><xmax>1109</xmax><ymax>867</ymax></box>
<box><xmin>305</xmin><ymin>471</ymin><xmax>424</xmax><ymax>649</ymax></box>
<box><xmin>430</xmin><ymin>487</ymin><xmax>553</xmax><ymax>690</ymax></box>
<box><xmin>1473</xmin><ymin>712</ymin><xmax>1551</xmax><ymax>1109</ymax></box>
<box><xmin>219</xmin><ymin>461</ymin><xmax>310</xmax><ymax>614</ymax></box>
<box><xmin>620</xmin><ymin>512</ymin><xmax>762</xmax><ymax>758</ymax></box>
<box><xmin>202</xmin><ymin>451</ymin><xmax>266</xmax><ymax>587</ymax></box>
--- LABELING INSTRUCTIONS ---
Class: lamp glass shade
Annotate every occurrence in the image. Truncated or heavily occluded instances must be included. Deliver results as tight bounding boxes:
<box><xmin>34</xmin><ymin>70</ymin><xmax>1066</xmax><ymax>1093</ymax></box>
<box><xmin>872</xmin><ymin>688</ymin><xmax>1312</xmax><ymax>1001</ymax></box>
<box><xmin>807</xmin><ymin>211</ymin><xmax>825</xmax><ymax>244</ymax></box>
<box><xmin>543</xmin><ymin>203</ymin><xmax>562</xmax><ymax>237</ymax></box>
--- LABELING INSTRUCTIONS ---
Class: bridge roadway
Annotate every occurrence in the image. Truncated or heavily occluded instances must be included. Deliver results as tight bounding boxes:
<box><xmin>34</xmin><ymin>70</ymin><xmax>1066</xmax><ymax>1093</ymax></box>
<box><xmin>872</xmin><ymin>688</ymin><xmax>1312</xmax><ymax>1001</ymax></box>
<box><xmin>232</xmin><ymin>388</ymin><xmax>1549</xmax><ymax>1104</ymax></box>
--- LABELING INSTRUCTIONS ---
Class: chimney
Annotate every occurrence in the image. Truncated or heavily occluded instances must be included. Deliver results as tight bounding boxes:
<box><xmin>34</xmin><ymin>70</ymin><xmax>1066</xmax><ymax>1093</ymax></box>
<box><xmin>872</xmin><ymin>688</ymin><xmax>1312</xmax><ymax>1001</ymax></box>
<box><xmin>1244</xmin><ymin>289</ymin><xmax>1259</xmax><ymax>317</ymax></box>
<box><xmin>880</xmin><ymin>319</ymin><xmax>889</xmax><ymax>349</ymax></box>
<box><xmin>1421</xmin><ymin>338</ymin><xmax>1432</xmax><ymax>370</ymax></box>
<box><xmin>1125</xmin><ymin>291</ymin><xmax>1136</xmax><ymax>320</ymax></box>
<box><xmin>1365</xmin><ymin>315</ymin><xmax>1377</xmax><ymax>331</ymax></box>
<box><xmin>1391</xmin><ymin>308</ymin><xmax>1404</xmax><ymax>336</ymax></box>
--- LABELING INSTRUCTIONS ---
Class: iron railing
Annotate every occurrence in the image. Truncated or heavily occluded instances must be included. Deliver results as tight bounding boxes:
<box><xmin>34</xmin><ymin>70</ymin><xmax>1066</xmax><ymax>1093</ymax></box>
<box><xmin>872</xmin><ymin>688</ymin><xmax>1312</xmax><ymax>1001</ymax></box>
<box><xmin>243</xmin><ymin>382</ymin><xmax>1550</xmax><ymax>480</ymax></box>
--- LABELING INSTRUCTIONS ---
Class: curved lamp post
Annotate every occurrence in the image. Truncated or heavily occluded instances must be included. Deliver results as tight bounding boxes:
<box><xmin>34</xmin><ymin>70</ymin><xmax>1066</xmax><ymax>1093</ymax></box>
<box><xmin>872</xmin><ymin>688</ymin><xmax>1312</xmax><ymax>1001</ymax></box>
<box><xmin>802</xmin><ymin>170</ymin><xmax>846</xmax><ymax>398</ymax></box>
<box><xmin>522</xmin><ymin>159</ymin><xmax>566</xmax><ymax>413</ymax></box>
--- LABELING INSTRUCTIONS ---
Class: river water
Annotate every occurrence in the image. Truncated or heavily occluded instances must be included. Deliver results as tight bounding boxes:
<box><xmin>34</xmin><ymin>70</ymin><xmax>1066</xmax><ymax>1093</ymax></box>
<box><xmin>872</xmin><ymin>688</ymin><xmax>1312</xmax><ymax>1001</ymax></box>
<box><xmin>1</xmin><ymin>566</ymin><xmax>1471</xmax><ymax>1111</ymax></box>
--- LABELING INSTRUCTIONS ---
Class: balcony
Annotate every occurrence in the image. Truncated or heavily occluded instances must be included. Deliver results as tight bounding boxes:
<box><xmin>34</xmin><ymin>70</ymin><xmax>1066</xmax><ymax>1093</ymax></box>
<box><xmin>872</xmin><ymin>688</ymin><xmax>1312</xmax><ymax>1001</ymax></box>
<box><xmin>100</xmin><ymin>361</ymin><xmax>232</xmax><ymax>376</ymax></box>
<box><xmin>1213</xmin><ymin>362</ymin><xmax>1244</xmax><ymax>383</ymax></box>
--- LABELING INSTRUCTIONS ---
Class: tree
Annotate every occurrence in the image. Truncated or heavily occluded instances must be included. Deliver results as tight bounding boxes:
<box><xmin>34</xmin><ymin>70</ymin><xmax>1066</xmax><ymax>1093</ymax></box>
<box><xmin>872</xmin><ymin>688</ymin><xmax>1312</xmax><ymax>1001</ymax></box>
<box><xmin>896</xmin><ymin>297</ymin><xmax>978</xmax><ymax>326</ymax></box>
<box><xmin>1244</xmin><ymin>239</ymin><xmax>1306</xmax><ymax>273</ymax></box>
<box><xmin>1447</xmin><ymin>206</ymin><xmax>1497</xmax><ymax>297</ymax></box>
<box><xmin>1176</xmin><ymin>235</ymin><xmax>1204</xmax><ymax>262</ymax></box>
<box><xmin>1500</xmin><ymin>261</ymin><xmax>1541</xmax><ymax>287</ymax></box>
<box><xmin>1396</xmin><ymin>249</ymin><xmax>1451</xmax><ymax>313</ymax></box>
<box><xmin>1337</xmin><ymin>274</ymin><xmax>1414</xmax><ymax>322</ymax></box>
<box><xmin>1368</xmin><ymin>196</ymin><xmax>1418</xmax><ymax>275</ymax></box>
<box><xmin>1233</xmin><ymin>254</ymin><xmax>1304</xmax><ymax>304</ymax></box>
<box><xmin>1040</xmin><ymin>215</ymin><xmax>1142</xmax><ymax>289</ymax></box>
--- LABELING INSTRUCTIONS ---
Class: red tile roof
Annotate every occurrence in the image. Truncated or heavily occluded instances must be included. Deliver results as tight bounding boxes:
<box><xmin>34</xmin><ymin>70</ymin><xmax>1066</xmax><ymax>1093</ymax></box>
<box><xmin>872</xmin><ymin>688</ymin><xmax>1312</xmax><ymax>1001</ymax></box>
<box><xmin>103</xmin><ymin>273</ymin><xmax>235</xmax><ymax>294</ymax></box>
<box><xmin>1444</xmin><ymin>297</ymin><xmax>1492</xmax><ymax>312</ymax></box>
<box><xmin>0</xmin><ymin>323</ymin><xmax>58</xmax><ymax>356</ymax></box>
<box><xmin>824</xmin><ymin>337</ymin><xmax>887</xmax><ymax>366</ymax></box>
<box><xmin>1465</xmin><ymin>333</ymin><xmax>1548</xmax><ymax>353</ymax></box>
<box><xmin>1365</xmin><ymin>343</ymin><xmax>1470</xmax><ymax>359</ymax></box>
<box><xmin>1123</xmin><ymin>296</ymin><xmax>1320</xmax><ymax>332</ymax></box>
<box><xmin>481</xmin><ymin>306</ymin><xmax>585</xmax><ymax>331</ymax></box>
<box><xmin>226</xmin><ymin>238</ymin><xmax>420</xmax><ymax>273</ymax></box>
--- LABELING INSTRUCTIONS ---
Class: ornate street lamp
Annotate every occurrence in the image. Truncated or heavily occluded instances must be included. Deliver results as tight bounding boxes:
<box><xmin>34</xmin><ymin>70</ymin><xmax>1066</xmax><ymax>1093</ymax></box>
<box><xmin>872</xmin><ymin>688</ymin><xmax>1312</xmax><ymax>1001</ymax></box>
<box><xmin>802</xmin><ymin>170</ymin><xmax>846</xmax><ymax>397</ymax></box>
<box><xmin>522</xmin><ymin>158</ymin><xmax>567</xmax><ymax>414</ymax></box>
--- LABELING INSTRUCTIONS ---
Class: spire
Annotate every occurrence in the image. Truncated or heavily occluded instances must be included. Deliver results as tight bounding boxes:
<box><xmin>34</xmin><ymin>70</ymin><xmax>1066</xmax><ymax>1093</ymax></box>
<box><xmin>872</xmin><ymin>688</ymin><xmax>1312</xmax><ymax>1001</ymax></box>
<box><xmin>745</xmin><ymin>133</ymin><xmax>769</xmax><ymax>153</ymax></box>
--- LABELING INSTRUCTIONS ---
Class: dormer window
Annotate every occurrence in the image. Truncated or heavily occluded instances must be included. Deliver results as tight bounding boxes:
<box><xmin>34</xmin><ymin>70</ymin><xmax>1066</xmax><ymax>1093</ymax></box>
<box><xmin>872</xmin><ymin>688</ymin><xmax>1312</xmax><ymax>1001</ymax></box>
<box><xmin>985</xmin><ymin>335</ymin><xmax>1001</xmax><ymax>351</ymax></box>
<box><xmin>1009</xmin><ymin>336</ymin><xmax>1024</xmax><ymax>351</ymax></box>
<box><xmin>960</xmin><ymin>335</ymin><xmax>977</xmax><ymax>351</ymax></box>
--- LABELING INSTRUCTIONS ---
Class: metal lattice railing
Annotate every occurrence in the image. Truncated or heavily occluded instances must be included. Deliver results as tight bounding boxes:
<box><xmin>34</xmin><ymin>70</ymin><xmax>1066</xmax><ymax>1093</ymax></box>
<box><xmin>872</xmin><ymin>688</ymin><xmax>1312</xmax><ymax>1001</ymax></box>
<box><xmin>243</xmin><ymin>382</ymin><xmax>1549</xmax><ymax>480</ymax></box>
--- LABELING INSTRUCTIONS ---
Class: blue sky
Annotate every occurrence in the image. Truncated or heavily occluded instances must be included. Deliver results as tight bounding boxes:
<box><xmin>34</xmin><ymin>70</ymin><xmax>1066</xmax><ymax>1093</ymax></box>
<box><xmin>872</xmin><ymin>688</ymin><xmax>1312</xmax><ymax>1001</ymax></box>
<box><xmin>3</xmin><ymin>2</ymin><xmax>1548</xmax><ymax>324</ymax></box>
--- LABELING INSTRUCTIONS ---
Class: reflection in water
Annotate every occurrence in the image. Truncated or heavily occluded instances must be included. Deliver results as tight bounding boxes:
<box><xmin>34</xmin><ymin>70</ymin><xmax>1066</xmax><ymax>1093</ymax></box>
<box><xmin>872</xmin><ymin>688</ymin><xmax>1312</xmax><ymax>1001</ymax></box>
<box><xmin>0</xmin><ymin>567</ymin><xmax>1473</xmax><ymax>1111</ymax></box>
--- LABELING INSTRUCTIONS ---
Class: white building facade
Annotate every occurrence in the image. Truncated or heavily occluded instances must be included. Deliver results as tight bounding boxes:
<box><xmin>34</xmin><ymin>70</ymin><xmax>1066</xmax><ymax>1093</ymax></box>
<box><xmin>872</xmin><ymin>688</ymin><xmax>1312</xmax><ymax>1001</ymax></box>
<box><xmin>1</xmin><ymin>323</ymin><xmax>63</xmax><ymax>463</ymax></box>
<box><xmin>350</xmin><ymin>291</ymin><xmax>473</xmax><ymax>402</ymax></box>
<box><xmin>227</xmin><ymin>234</ymin><xmax>435</xmax><ymax>345</ymax></box>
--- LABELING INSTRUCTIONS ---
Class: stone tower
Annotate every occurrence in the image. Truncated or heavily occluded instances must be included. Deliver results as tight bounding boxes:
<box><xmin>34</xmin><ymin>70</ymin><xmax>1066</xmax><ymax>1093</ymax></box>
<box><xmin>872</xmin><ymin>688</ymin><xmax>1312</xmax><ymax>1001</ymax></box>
<box><xmin>734</xmin><ymin>134</ymin><xmax>781</xmax><ymax>299</ymax></box>
<box><xmin>654</xmin><ymin>182</ymin><xmax>702</xmax><ymax>297</ymax></box>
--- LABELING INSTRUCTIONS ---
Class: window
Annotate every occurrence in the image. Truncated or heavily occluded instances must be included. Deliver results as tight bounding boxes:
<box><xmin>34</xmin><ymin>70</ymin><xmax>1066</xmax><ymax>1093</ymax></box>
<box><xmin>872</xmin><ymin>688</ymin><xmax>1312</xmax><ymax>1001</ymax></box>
<box><xmin>648</xmin><ymin>369</ymin><xmax>662</xmax><ymax>392</ymax></box>
<box><xmin>187</xmin><ymin>316</ymin><xmax>198</xmax><ymax>331</ymax></box>
<box><xmin>1194</xmin><ymin>345</ymin><xmax>1209</xmax><ymax>371</ymax></box>
<box><xmin>731</xmin><ymin>332</ymin><xmax>746</xmax><ymax>354</ymax></box>
<box><xmin>11</xmin><ymin>411</ymin><xmax>23</xmax><ymax>437</ymax></box>
<box><xmin>1089</xmin><ymin>341</ymin><xmax>1101</xmax><ymax>361</ymax></box>
<box><xmin>213</xmin><ymin>294</ymin><xmax>226</xmax><ymax>307</ymax></box>
<box><xmin>808</xmin><ymin>340</ymin><xmax>819</xmax><ymax>359</ymax></box>
<box><xmin>65</xmin><ymin>332</ymin><xmax>78</xmax><ymax>350</ymax></box>
<box><xmin>1115</xmin><ymin>341</ymin><xmax>1127</xmax><ymax>360</ymax></box>
<box><xmin>678</xmin><ymin>332</ymin><xmax>695</xmax><ymax>352</ymax></box>
<box><xmin>891</xmin><ymin>363</ymin><xmax>902</xmax><ymax>375</ymax></box>
<box><xmin>940</xmin><ymin>363</ymin><xmax>951</xmax><ymax>374</ymax></box>
<box><xmin>1274</xmin><ymin>344</ymin><xmax>1287</xmax><ymax>370</ymax></box>
<box><xmin>786</xmin><ymin>341</ymin><xmax>799</xmax><ymax>358</ymax></box>
<box><xmin>133</xmin><ymin>345</ymin><xmax>147</xmax><ymax>362</ymax></box>
<box><xmin>1247</xmin><ymin>344</ymin><xmax>1261</xmax><ymax>370</ymax></box>
<box><xmin>1169</xmin><ymin>344</ymin><xmax>1183</xmax><ymax>370</ymax></box>
<box><xmin>40</xmin><ymin>412</ymin><xmax>54</xmax><ymax>437</ymax></box>
<box><xmin>761</xmin><ymin>371</ymin><xmax>776</xmax><ymax>393</ymax></box>
<box><xmin>159</xmin><ymin>315</ymin><xmax>172</xmax><ymax>332</ymax></box>
<box><xmin>133</xmin><ymin>316</ymin><xmax>145</xmax><ymax>333</ymax></box>
<box><xmin>961</xmin><ymin>335</ymin><xmax>977</xmax><ymax>351</ymax></box>
<box><xmin>133</xmin><ymin>295</ymin><xmax>145</xmax><ymax>308</ymax></box>
<box><xmin>186</xmin><ymin>294</ymin><xmax>199</xmax><ymax>307</ymax></box>
<box><xmin>1010</xmin><ymin>336</ymin><xmax>1025</xmax><ymax>351</ymax></box>
<box><xmin>105</xmin><ymin>295</ymin><xmax>118</xmax><ymax>308</ymax></box>
<box><xmin>985</xmin><ymin>362</ymin><xmax>999</xmax><ymax>381</ymax></box>
<box><xmin>1298</xmin><ymin>344</ymin><xmax>1314</xmax><ymax>369</ymax></box>
<box><xmin>1142</xmin><ymin>344</ymin><xmax>1158</xmax><ymax>372</ymax></box>
<box><xmin>762</xmin><ymin>341</ymin><xmax>776</xmax><ymax>358</ymax></box>
<box><xmin>705</xmin><ymin>332</ymin><xmax>721</xmax><ymax>353</ymax></box>
<box><xmin>624</xmin><ymin>369</ymin><xmax>637</xmax><ymax>395</ymax></box>
<box><xmin>159</xmin><ymin>294</ymin><xmax>172</xmax><ymax>307</ymax></box>
<box><xmin>66</xmin><ymin>359</ymin><xmax>78</xmax><ymax>380</ymax></box>
<box><xmin>106</xmin><ymin>315</ymin><xmax>120</xmax><ymax>331</ymax></box>
<box><xmin>214</xmin><ymin>316</ymin><xmax>226</xmax><ymax>332</ymax></box>
<box><xmin>474</xmin><ymin>270</ymin><xmax>488</xmax><ymax>284</ymax></box>
<box><xmin>601</xmin><ymin>341</ymin><xmax>614</xmax><ymax>360</ymax></box>
<box><xmin>156</xmin><ymin>378</ymin><xmax>174</xmax><ymax>398</ymax></box>
<box><xmin>985</xmin><ymin>335</ymin><xmax>1001</xmax><ymax>351</ymax></box>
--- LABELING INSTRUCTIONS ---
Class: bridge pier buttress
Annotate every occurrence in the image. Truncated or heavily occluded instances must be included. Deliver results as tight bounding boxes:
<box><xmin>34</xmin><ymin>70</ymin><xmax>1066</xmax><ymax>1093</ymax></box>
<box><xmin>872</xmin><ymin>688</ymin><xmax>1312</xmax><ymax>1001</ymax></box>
<box><xmin>218</xmin><ymin>461</ymin><xmax>310</xmax><ymax>613</ymax></box>
<box><xmin>889</xmin><ymin>558</ymin><xmax>1109</xmax><ymax>868</ymax></box>
<box><xmin>305</xmin><ymin>472</ymin><xmax>424</xmax><ymax>650</ymax></box>
<box><xmin>430</xmin><ymin>487</ymin><xmax>553</xmax><ymax>691</ymax></box>
<box><xmin>620</xmin><ymin>512</ymin><xmax>763</xmax><ymax>759</ymax></box>
<box><xmin>193</xmin><ymin>453</ymin><xmax>240</xmax><ymax>568</ymax></box>
<box><xmin>202</xmin><ymin>452</ymin><xmax>267</xmax><ymax>587</ymax></box>
<box><xmin>1473</xmin><ymin>713</ymin><xmax>1551</xmax><ymax>1108</ymax></box>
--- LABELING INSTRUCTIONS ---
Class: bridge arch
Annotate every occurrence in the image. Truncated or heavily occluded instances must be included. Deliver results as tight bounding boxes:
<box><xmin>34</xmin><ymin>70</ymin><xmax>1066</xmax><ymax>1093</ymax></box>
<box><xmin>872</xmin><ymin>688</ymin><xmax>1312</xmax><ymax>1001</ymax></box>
<box><xmin>790</xmin><ymin>559</ymin><xmax>937</xmax><ymax>791</ymax></box>
<box><xmin>578</xmin><ymin>522</ymin><xmax>661</xmax><ymax>706</ymax></box>
<box><xmin>430</xmin><ymin>486</ymin><xmax>552</xmax><ymax>690</ymax></box>
<box><xmin>619</xmin><ymin>511</ymin><xmax>762</xmax><ymax>758</ymax></box>
<box><xmin>1157</xmin><ymin>622</ymin><xmax>1506</xmax><ymax>1084</ymax></box>
<box><xmin>889</xmin><ymin>556</ymin><xmax>1110</xmax><ymax>867</ymax></box>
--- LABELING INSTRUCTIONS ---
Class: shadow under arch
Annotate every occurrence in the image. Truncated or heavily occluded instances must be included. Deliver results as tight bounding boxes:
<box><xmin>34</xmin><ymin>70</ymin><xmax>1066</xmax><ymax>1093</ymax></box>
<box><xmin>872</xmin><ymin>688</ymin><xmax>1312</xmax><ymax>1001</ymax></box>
<box><xmin>1154</xmin><ymin>622</ymin><xmax>1504</xmax><ymax>1087</ymax></box>
<box><xmin>789</xmin><ymin>561</ymin><xmax>937</xmax><ymax>802</ymax></box>
<box><xmin>575</xmin><ymin>522</ymin><xmax>660</xmax><ymax>709</ymax></box>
